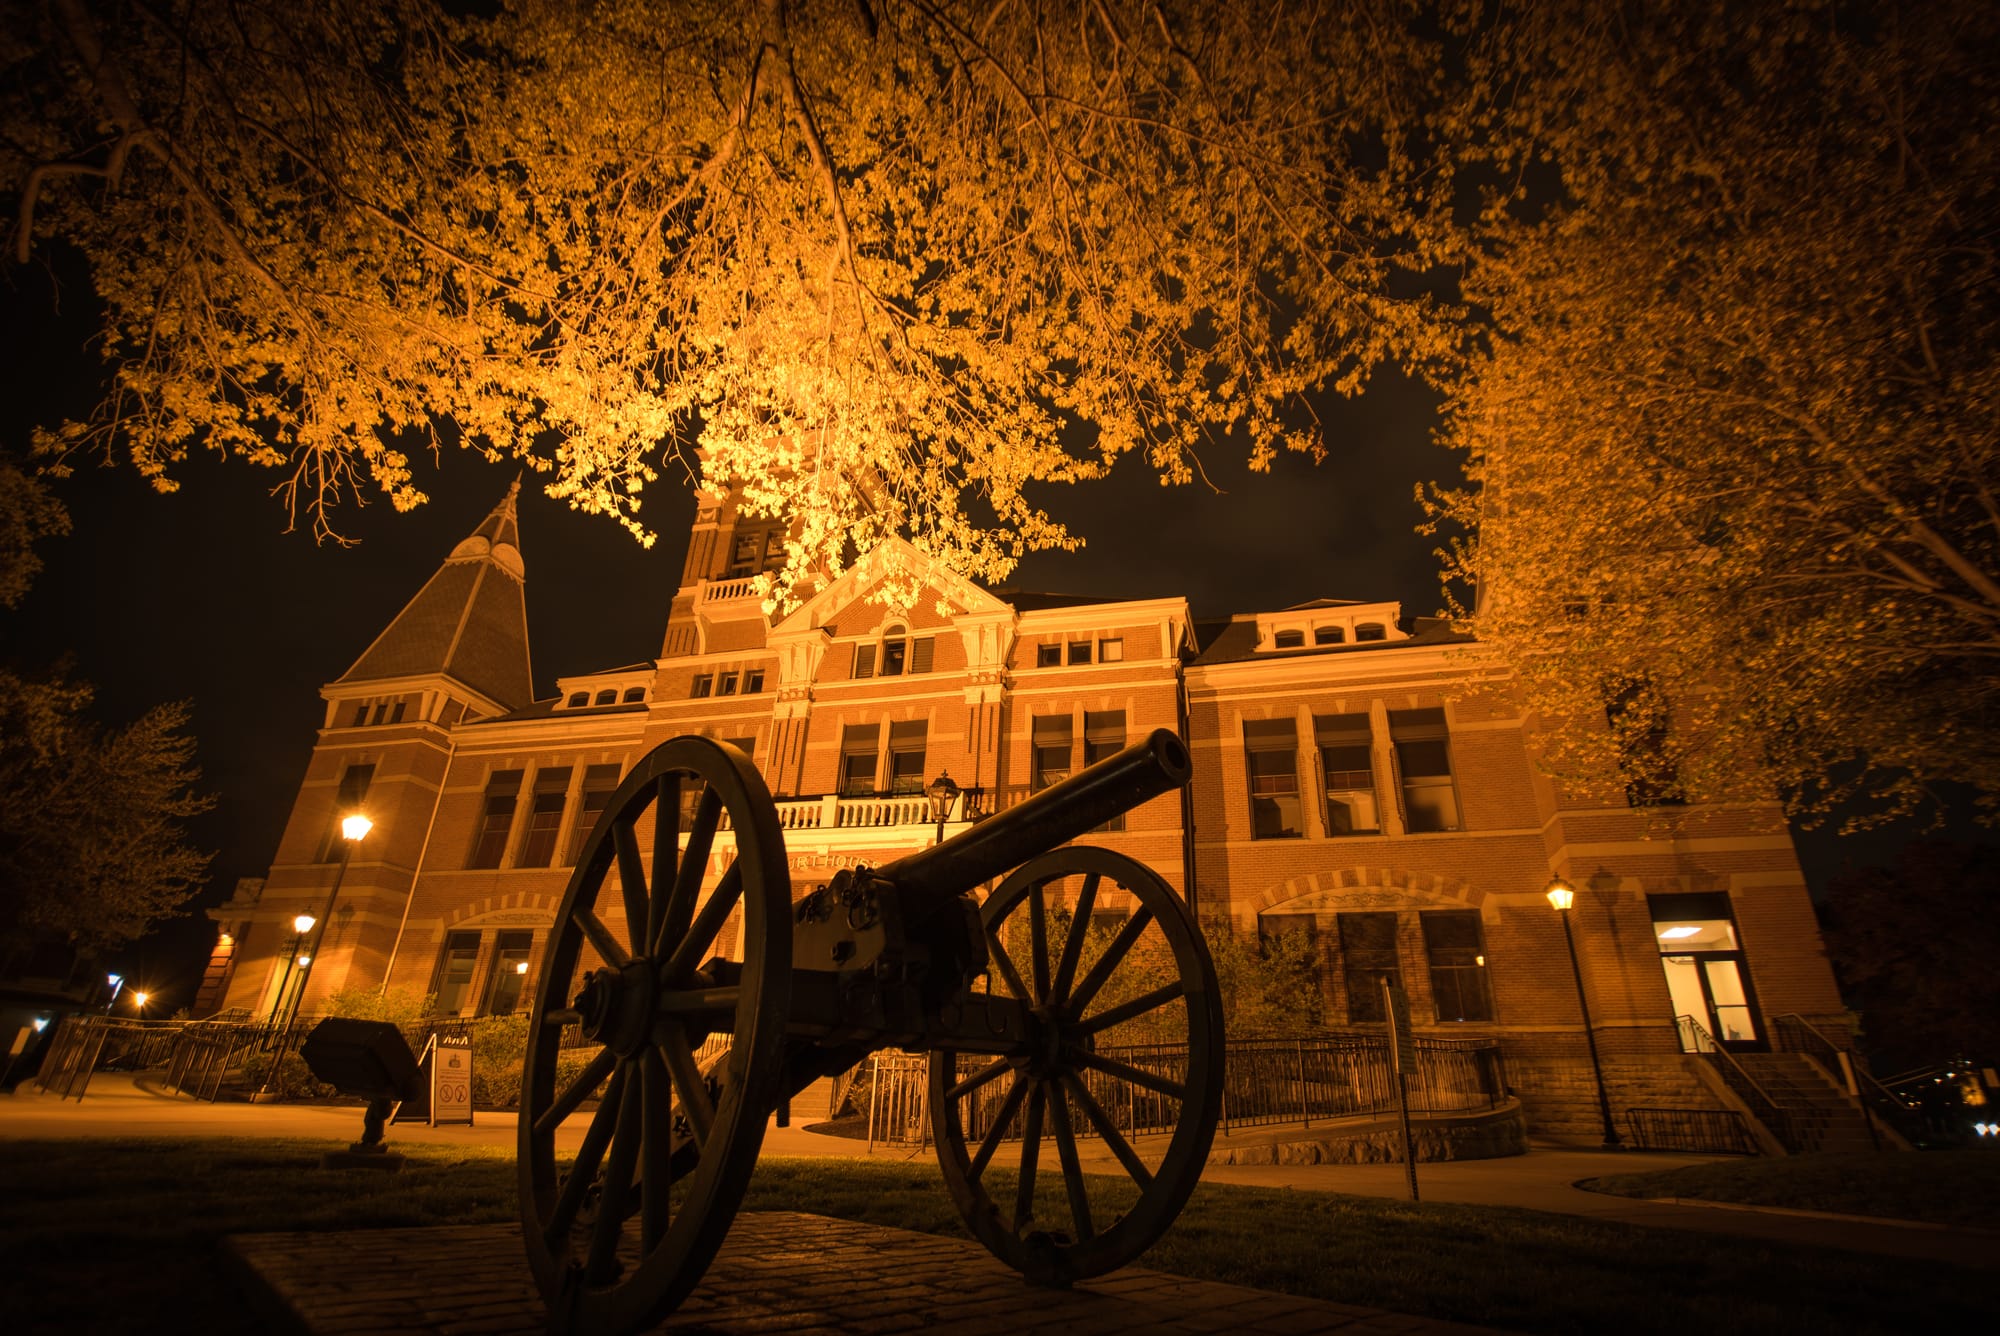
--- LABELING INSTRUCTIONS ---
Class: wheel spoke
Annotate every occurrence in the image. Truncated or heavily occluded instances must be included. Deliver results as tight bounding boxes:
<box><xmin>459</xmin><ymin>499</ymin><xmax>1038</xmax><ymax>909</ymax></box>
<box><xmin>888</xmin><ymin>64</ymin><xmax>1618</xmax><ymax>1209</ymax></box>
<box><xmin>534</xmin><ymin>1046</ymin><xmax>616</xmax><ymax>1136</ymax></box>
<box><xmin>968</xmin><ymin>1071</ymin><xmax>1029</xmax><ymax>1181</ymax></box>
<box><xmin>575</xmin><ymin>906</ymin><xmax>630</xmax><ymax>970</ymax></box>
<box><xmin>658</xmin><ymin>786</ymin><xmax>722</xmax><ymax>957</ymax></box>
<box><xmin>1046</xmin><ymin>1081</ymin><xmax>1095</xmax><ymax>1242</ymax></box>
<box><xmin>1049</xmin><ymin>872</ymin><xmax>1099</xmax><ymax>1006</ymax></box>
<box><xmin>947</xmin><ymin>1056</ymin><xmax>1010</xmax><ymax>1102</ymax></box>
<box><xmin>659</xmin><ymin>1024</ymin><xmax>715</xmax><ymax>1150</ymax></box>
<box><xmin>588</xmin><ymin>1066</ymin><xmax>644</xmax><ymax>1281</ymax></box>
<box><xmin>612</xmin><ymin>819</ymin><xmax>650</xmax><ymax>954</ymax></box>
<box><xmin>647</xmin><ymin>774</ymin><xmax>682</xmax><ymax>950</ymax></box>
<box><xmin>1029</xmin><ymin>883</ymin><xmax>1050</xmax><ymax>1004</ymax></box>
<box><xmin>1059</xmin><ymin>1070</ymin><xmax>1154</xmax><ymax>1191</ymax></box>
<box><xmin>1072</xmin><ymin>1049</ymin><xmax>1186</xmax><ymax>1101</ymax></box>
<box><xmin>983</xmin><ymin>928</ymin><xmax>1034</xmax><ymax>1005</ymax></box>
<box><xmin>1076</xmin><ymin>981</ymin><xmax>1185</xmax><ymax>1036</ymax></box>
<box><xmin>1067</xmin><ymin>907</ymin><xmax>1154</xmax><ymax>1017</ymax></box>
<box><xmin>544</xmin><ymin>1063</ymin><xmax>626</xmax><ymax>1246</ymax></box>
<box><xmin>655</xmin><ymin>985</ymin><xmax>741</xmax><ymax>1016</ymax></box>
<box><xmin>641</xmin><ymin>1047</ymin><xmax>675</xmax><ymax>1251</ymax></box>
<box><xmin>662</xmin><ymin>863</ymin><xmax>741</xmax><ymax>983</ymax></box>
<box><xmin>1013</xmin><ymin>1081</ymin><xmax>1046</xmax><ymax>1234</ymax></box>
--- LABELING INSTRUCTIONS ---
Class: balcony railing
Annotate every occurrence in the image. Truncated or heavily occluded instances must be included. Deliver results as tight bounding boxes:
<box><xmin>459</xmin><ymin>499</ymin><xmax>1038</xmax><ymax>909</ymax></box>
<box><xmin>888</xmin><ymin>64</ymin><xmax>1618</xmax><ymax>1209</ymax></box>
<box><xmin>696</xmin><ymin>576</ymin><xmax>762</xmax><ymax>604</ymax></box>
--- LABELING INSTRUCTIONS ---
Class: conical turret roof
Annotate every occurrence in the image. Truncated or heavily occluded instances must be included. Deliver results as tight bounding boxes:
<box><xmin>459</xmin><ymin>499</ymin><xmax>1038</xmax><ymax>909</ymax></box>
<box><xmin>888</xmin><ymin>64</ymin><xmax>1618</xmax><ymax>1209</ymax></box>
<box><xmin>336</xmin><ymin>481</ymin><xmax>534</xmax><ymax>709</ymax></box>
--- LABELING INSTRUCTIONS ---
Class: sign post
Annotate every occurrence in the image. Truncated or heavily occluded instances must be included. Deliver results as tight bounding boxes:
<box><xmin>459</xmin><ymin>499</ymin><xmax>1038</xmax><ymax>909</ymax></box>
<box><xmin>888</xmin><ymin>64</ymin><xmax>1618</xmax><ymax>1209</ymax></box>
<box><xmin>1382</xmin><ymin>978</ymin><xmax>1420</xmax><ymax>1202</ymax></box>
<box><xmin>392</xmin><ymin>1032</ymin><xmax>475</xmax><ymax>1127</ymax></box>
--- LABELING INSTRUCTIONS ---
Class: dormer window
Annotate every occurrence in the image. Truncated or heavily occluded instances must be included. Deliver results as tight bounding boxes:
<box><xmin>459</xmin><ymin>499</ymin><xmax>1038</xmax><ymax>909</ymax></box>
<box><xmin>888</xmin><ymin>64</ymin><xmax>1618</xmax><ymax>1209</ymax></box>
<box><xmin>621</xmin><ymin>687</ymin><xmax>646</xmax><ymax>703</ymax></box>
<box><xmin>1355</xmin><ymin>623</ymin><xmax>1387</xmax><ymax>642</ymax></box>
<box><xmin>1273</xmin><ymin>630</ymin><xmax>1304</xmax><ymax>649</ymax></box>
<box><xmin>594</xmin><ymin>689</ymin><xmax>617</xmax><ymax>706</ymax></box>
<box><xmin>566</xmin><ymin>692</ymin><xmax>589</xmax><ymax>708</ymax></box>
<box><xmin>1315</xmin><ymin>627</ymin><xmax>1344</xmax><ymax>645</ymax></box>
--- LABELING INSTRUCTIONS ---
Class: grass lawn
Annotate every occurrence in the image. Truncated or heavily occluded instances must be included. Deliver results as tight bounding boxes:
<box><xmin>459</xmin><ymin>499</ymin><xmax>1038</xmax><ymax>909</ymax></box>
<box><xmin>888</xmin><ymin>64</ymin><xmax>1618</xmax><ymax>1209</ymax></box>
<box><xmin>0</xmin><ymin>1139</ymin><xmax>1988</xmax><ymax>1336</ymax></box>
<box><xmin>1579</xmin><ymin>1149</ymin><xmax>2000</xmax><ymax>1228</ymax></box>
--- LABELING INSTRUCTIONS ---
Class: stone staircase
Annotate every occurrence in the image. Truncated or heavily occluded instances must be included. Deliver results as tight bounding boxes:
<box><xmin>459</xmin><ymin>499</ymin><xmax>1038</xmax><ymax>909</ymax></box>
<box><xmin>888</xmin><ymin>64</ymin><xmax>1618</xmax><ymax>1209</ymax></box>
<box><xmin>1509</xmin><ymin>1055</ymin><xmax>1726</xmax><ymax>1142</ymax></box>
<box><xmin>1730</xmin><ymin>1053</ymin><xmax>1881</xmax><ymax>1155</ymax></box>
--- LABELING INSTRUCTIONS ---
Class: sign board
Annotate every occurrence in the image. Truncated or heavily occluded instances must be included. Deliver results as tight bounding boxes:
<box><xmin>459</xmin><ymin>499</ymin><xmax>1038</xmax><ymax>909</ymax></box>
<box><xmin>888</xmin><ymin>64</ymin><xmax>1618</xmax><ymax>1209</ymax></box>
<box><xmin>431</xmin><ymin>1033</ymin><xmax>474</xmax><ymax>1125</ymax></box>
<box><xmin>391</xmin><ymin>1032</ymin><xmax>475</xmax><ymax>1126</ymax></box>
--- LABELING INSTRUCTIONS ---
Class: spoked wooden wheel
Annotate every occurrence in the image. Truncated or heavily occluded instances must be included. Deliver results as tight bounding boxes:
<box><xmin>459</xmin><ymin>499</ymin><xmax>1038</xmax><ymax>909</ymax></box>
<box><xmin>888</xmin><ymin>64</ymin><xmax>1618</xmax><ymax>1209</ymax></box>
<box><xmin>929</xmin><ymin>846</ymin><xmax>1224</xmax><ymax>1285</ymax></box>
<box><xmin>519</xmin><ymin>736</ymin><xmax>790</xmax><ymax>1335</ymax></box>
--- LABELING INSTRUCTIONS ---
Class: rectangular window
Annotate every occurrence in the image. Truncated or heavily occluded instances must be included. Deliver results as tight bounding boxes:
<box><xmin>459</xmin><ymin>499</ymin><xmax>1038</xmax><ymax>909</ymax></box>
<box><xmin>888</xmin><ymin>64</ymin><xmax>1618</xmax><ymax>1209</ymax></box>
<box><xmin>744</xmin><ymin>670</ymin><xmax>765</xmax><ymax>694</ymax></box>
<box><xmin>467</xmin><ymin>769</ymin><xmax>523</xmax><ymax>868</ymax></box>
<box><xmin>516</xmin><ymin>767</ymin><xmax>572</xmax><ymax>868</ymax></box>
<box><xmin>853</xmin><ymin>644</ymin><xmax>876</xmax><ymax>679</ymax></box>
<box><xmin>1084</xmin><ymin>710</ymin><xmax>1127</xmax><ymax>830</ymax></box>
<box><xmin>839</xmin><ymin>723</ymin><xmax>881</xmax><ymax>796</ymax></box>
<box><xmin>1315</xmin><ymin>714</ymin><xmax>1380</xmax><ymax>836</ymax></box>
<box><xmin>1244</xmin><ymin>718</ymin><xmax>1302</xmax><ymax>838</ymax></box>
<box><xmin>887</xmin><ymin>720</ymin><xmax>928</xmax><ymax>795</ymax></box>
<box><xmin>1099</xmin><ymin>637</ymin><xmax>1124</xmax><ymax>662</ymax></box>
<box><xmin>881</xmin><ymin>638</ymin><xmax>907</xmax><ymax>676</ymax></box>
<box><xmin>1036</xmin><ymin>643</ymin><xmax>1061</xmax><ymax>668</ymax></box>
<box><xmin>1031</xmin><ymin>714</ymin><xmax>1074</xmax><ymax>792</ymax></box>
<box><xmin>726</xmin><ymin>522</ymin><xmax>785</xmax><ymax>579</ymax></box>
<box><xmin>390</xmin><ymin>700</ymin><xmax>407</xmax><ymax>723</ymax></box>
<box><xmin>1390</xmin><ymin>708</ymin><xmax>1460</xmax><ymax>833</ymax></box>
<box><xmin>319</xmin><ymin>763</ymin><xmax>377</xmax><ymax>861</ymax></box>
<box><xmin>1339</xmin><ymin>912</ymin><xmax>1401</xmax><ymax>1022</ymax></box>
<box><xmin>690</xmin><ymin>674</ymin><xmax>713</xmax><ymax>699</ymax></box>
<box><xmin>432</xmin><ymin>931</ymin><xmax>482</xmax><ymax>1015</ymax></box>
<box><xmin>1422</xmin><ymin>911</ymin><xmax>1492</xmax><ymax>1022</ymax></box>
<box><xmin>482</xmin><ymin>930</ymin><xmax>534</xmax><ymax>1015</ymax></box>
<box><xmin>910</xmin><ymin>637</ymin><xmax>935</xmax><ymax>673</ymax></box>
<box><xmin>1067</xmin><ymin>641</ymin><xmax>1092</xmax><ymax>665</ymax></box>
<box><xmin>566</xmin><ymin>763</ymin><xmax>621</xmax><ymax>865</ymax></box>
<box><xmin>716</xmin><ymin>672</ymin><xmax>739</xmax><ymax>696</ymax></box>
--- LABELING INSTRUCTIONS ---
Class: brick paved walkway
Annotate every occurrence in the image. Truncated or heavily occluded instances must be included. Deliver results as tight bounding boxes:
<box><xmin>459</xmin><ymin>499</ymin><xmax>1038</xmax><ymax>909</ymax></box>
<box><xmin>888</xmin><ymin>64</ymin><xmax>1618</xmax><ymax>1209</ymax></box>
<box><xmin>227</xmin><ymin>1212</ymin><xmax>1500</xmax><ymax>1335</ymax></box>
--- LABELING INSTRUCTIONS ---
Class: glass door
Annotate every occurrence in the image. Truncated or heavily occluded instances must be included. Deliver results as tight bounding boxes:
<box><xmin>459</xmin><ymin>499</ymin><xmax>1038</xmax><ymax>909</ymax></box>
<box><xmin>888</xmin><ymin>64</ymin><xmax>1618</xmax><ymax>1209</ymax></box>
<box><xmin>1650</xmin><ymin>892</ymin><xmax>1764</xmax><ymax>1052</ymax></box>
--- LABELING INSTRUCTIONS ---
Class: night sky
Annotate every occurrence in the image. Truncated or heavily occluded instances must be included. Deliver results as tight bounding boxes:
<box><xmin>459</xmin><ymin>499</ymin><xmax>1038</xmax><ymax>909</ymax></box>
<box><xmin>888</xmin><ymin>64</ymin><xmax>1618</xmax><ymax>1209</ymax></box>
<box><xmin>0</xmin><ymin>263</ymin><xmax>1961</xmax><ymax>1013</ymax></box>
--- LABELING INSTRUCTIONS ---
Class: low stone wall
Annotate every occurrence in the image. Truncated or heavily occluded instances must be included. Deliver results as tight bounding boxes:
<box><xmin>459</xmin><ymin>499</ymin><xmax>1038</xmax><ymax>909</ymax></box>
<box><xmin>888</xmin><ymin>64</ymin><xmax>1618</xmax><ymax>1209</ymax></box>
<box><xmin>1208</xmin><ymin>1100</ymin><xmax>1527</xmax><ymax>1166</ymax></box>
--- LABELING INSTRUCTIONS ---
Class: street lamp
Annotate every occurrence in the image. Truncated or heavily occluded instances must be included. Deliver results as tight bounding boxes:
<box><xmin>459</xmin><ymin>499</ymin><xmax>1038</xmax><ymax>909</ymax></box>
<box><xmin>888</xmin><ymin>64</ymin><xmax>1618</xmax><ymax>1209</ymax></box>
<box><xmin>265</xmin><ymin>912</ymin><xmax>318</xmax><ymax>1042</ymax></box>
<box><xmin>281</xmin><ymin>813</ymin><xmax>373</xmax><ymax>1043</ymax></box>
<box><xmin>1546</xmin><ymin>875</ymin><xmax>1622</xmax><ymax>1148</ymax></box>
<box><xmin>926</xmin><ymin>772</ymin><xmax>961</xmax><ymax>845</ymax></box>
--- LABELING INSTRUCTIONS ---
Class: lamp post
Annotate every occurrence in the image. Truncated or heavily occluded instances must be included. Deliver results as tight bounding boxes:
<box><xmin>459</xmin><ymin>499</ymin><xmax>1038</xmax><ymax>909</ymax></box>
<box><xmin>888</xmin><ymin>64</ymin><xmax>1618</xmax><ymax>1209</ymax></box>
<box><xmin>282</xmin><ymin>814</ymin><xmax>373</xmax><ymax>1042</ymax></box>
<box><xmin>925</xmin><ymin>772</ymin><xmax>961</xmax><ymax>845</ymax></box>
<box><xmin>1546</xmin><ymin>875</ymin><xmax>1622</xmax><ymax>1148</ymax></box>
<box><xmin>263</xmin><ymin>912</ymin><xmax>318</xmax><ymax>1043</ymax></box>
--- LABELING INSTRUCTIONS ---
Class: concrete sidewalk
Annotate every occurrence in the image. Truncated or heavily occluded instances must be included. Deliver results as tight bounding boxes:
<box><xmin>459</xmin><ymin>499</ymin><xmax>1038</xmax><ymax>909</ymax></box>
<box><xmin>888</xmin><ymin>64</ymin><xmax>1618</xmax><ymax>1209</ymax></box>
<box><xmin>6</xmin><ymin>1072</ymin><xmax>1994</xmax><ymax>1271</ymax></box>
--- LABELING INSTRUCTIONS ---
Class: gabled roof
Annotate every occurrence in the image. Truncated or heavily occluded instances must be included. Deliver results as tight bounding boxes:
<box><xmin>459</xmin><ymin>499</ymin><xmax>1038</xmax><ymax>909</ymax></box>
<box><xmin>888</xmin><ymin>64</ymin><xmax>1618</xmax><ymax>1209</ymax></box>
<box><xmin>336</xmin><ymin>481</ymin><xmax>535</xmax><ymax>709</ymax></box>
<box><xmin>769</xmin><ymin>537</ymin><xmax>1013</xmax><ymax>637</ymax></box>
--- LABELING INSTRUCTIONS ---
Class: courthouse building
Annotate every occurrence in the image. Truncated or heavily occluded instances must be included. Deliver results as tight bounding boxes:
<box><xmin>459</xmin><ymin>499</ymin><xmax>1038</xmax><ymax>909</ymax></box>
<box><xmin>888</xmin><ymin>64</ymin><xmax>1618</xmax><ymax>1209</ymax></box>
<box><xmin>201</xmin><ymin>482</ymin><xmax>1853</xmax><ymax>1134</ymax></box>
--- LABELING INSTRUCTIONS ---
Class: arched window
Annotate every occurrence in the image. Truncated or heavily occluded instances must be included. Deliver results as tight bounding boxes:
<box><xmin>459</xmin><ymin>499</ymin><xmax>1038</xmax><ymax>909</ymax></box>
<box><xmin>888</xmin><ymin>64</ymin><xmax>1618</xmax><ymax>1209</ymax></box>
<box><xmin>1355</xmin><ymin>623</ymin><xmax>1387</xmax><ymax>642</ymax></box>
<box><xmin>594</xmin><ymin>688</ymin><xmax>617</xmax><ymax>706</ymax></box>
<box><xmin>1273</xmin><ymin>629</ymin><xmax>1304</xmax><ymax>649</ymax></box>
<box><xmin>566</xmin><ymin>692</ymin><xmax>590</xmax><ymax>708</ymax></box>
<box><xmin>621</xmin><ymin>686</ymin><xmax>646</xmax><ymax>703</ymax></box>
<box><xmin>1314</xmin><ymin>626</ymin><xmax>1345</xmax><ymax>645</ymax></box>
<box><xmin>880</xmin><ymin>624</ymin><xmax>910</xmax><ymax>676</ymax></box>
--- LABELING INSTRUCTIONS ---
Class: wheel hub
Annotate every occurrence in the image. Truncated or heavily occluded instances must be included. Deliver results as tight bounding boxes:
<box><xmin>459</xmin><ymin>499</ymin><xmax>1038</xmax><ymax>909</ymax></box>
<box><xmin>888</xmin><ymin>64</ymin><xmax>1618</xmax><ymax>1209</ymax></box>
<box><xmin>572</xmin><ymin>960</ymin><xmax>657</xmax><ymax>1057</ymax></box>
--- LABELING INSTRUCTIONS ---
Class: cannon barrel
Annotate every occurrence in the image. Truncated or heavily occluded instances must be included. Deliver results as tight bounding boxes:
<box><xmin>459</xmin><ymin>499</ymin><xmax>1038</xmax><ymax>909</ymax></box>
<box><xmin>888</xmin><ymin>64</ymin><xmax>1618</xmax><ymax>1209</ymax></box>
<box><xmin>875</xmin><ymin>727</ymin><xmax>1191</xmax><ymax>905</ymax></box>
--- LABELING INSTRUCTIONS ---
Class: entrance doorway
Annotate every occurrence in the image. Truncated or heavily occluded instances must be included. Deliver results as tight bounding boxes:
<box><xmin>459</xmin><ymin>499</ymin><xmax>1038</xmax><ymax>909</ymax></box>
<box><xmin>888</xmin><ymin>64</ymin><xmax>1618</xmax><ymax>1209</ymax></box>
<box><xmin>1649</xmin><ymin>893</ymin><xmax>1763</xmax><ymax>1051</ymax></box>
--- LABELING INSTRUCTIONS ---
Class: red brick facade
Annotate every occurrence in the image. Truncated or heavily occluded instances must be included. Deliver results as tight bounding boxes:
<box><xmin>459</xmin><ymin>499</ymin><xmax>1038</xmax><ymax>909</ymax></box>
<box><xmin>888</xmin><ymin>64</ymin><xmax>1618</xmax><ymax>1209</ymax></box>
<box><xmin>211</xmin><ymin>485</ymin><xmax>1848</xmax><ymax>1128</ymax></box>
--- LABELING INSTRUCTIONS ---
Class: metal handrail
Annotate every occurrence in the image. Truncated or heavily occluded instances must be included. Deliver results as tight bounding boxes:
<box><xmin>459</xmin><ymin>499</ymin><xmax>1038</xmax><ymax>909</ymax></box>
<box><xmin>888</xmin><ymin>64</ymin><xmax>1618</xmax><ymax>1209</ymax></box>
<box><xmin>1677</xmin><ymin>1013</ymin><xmax>1800</xmax><ymax>1153</ymax></box>
<box><xmin>1772</xmin><ymin>1013</ymin><xmax>1920</xmax><ymax>1148</ymax></box>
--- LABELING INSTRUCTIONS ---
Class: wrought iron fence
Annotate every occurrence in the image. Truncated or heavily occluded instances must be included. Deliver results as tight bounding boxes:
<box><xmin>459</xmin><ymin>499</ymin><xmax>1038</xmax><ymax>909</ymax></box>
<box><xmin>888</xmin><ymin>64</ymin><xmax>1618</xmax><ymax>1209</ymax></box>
<box><xmin>880</xmin><ymin>1032</ymin><xmax>1508</xmax><ymax>1147</ymax></box>
<box><xmin>1622</xmin><ymin>1106</ymin><xmax>1761</xmax><ymax>1155</ymax></box>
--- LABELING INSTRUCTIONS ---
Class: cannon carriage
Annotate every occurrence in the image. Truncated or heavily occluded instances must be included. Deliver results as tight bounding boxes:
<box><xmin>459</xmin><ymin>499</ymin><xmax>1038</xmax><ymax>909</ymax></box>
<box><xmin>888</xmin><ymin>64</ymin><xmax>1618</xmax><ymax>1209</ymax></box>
<box><xmin>518</xmin><ymin>727</ymin><xmax>1224</xmax><ymax>1334</ymax></box>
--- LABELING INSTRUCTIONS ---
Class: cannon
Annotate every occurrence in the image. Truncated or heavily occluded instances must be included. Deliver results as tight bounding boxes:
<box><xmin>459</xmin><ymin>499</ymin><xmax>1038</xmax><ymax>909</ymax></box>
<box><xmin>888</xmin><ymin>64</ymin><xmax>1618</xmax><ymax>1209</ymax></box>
<box><xmin>519</xmin><ymin>728</ymin><xmax>1223</xmax><ymax>1333</ymax></box>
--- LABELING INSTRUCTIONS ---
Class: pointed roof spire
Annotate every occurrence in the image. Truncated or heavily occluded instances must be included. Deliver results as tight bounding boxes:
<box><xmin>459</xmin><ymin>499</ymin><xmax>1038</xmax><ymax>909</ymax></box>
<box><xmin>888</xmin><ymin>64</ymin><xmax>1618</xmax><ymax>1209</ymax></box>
<box><xmin>336</xmin><ymin>481</ymin><xmax>535</xmax><ymax>709</ymax></box>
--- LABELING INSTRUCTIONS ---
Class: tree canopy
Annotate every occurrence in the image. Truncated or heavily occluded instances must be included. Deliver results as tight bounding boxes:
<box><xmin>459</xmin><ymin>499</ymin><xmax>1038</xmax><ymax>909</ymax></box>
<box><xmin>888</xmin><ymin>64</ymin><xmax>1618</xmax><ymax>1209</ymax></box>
<box><xmin>1426</xmin><ymin>1</ymin><xmax>1999</xmax><ymax>825</ymax></box>
<box><xmin>6</xmin><ymin>1</ymin><xmax>1996</xmax><ymax>824</ymax></box>
<box><xmin>5</xmin><ymin>0</ymin><xmax>1455</xmax><ymax>609</ymax></box>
